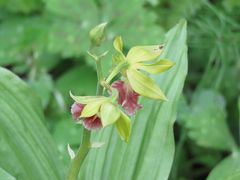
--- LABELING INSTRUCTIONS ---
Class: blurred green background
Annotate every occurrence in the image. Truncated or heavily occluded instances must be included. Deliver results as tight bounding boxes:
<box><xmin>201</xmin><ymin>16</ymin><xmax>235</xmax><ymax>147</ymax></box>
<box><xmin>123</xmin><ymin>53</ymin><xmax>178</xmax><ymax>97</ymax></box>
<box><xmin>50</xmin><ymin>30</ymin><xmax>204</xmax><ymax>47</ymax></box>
<box><xmin>0</xmin><ymin>0</ymin><xmax>239</xmax><ymax>179</ymax></box>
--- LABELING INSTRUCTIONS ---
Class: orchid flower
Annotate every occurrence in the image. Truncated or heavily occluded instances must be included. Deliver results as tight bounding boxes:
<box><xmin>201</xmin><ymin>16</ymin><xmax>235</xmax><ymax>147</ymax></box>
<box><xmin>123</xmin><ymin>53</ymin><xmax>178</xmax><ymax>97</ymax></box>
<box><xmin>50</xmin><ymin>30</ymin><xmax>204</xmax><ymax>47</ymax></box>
<box><xmin>70</xmin><ymin>91</ymin><xmax>131</xmax><ymax>142</ymax></box>
<box><xmin>107</xmin><ymin>36</ymin><xmax>175</xmax><ymax>115</ymax></box>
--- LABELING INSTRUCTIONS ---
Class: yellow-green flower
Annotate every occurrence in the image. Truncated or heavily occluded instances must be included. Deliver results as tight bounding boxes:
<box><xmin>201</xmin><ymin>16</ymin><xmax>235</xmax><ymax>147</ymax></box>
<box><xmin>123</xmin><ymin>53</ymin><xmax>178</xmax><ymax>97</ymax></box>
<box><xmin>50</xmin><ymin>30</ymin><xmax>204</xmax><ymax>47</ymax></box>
<box><xmin>109</xmin><ymin>36</ymin><xmax>175</xmax><ymax>101</ymax></box>
<box><xmin>70</xmin><ymin>92</ymin><xmax>131</xmax><ymax>142</ymax></box>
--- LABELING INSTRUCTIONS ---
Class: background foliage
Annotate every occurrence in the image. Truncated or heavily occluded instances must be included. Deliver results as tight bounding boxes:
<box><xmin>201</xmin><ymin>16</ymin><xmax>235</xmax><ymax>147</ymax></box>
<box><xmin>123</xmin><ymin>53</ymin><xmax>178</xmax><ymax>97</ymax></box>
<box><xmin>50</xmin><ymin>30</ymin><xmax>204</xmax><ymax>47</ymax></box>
<box><xmin>0</xmin><ymin>0</ymin><xmax>239</xmax><ymax>180</ymax></box>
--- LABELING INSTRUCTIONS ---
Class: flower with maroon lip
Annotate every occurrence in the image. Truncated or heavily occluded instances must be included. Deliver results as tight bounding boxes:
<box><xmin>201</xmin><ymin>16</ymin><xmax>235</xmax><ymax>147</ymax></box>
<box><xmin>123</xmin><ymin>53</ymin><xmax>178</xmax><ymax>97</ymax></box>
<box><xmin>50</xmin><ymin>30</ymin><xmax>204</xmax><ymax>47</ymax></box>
<box><xmin>111</xmin><ymin>80</ymin><xmax>142</xmax><ymax>115</ymax></box>
<box><xmin>71</xmin><ymin>102</ymin><xmax>102</xmax><ymax>130</ymax></box>
<box><xmin>70</xmin><ymin>91</ymin><xmax>131</xmax><ymax>142</ymax></box>
<box><xmin>107</xmin><ymin>36</ymin><xmax>175</xmax><ymax>102</ymax></box>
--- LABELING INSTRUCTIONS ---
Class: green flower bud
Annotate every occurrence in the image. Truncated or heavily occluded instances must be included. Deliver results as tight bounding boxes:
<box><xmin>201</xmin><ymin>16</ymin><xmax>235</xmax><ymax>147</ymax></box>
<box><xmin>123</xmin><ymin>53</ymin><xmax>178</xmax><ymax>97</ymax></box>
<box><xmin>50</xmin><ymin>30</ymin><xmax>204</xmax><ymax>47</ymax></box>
<box><xmin>89</xmin><ymin>22</ymin><xmax>108</xmax><ymax>47</ymax></box>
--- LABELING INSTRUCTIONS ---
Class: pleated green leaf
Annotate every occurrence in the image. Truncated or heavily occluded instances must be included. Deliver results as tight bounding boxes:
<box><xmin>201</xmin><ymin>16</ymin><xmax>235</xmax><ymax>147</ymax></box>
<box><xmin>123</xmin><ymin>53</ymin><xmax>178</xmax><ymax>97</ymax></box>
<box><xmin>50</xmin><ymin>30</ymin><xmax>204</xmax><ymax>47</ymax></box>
<box><xmin>0</xmin><ymin>167</ymin><xmax>16</xmax><ymax>180</ymax></box>
<box><xmin>0</xmin><ymin>67</ymin><xmax>63</xmax><ymax>180</ymax></box>
<box><xmin>79</xmin><ymin>19</ymin><xmax>188</xmax><ymax>180</ymax></box>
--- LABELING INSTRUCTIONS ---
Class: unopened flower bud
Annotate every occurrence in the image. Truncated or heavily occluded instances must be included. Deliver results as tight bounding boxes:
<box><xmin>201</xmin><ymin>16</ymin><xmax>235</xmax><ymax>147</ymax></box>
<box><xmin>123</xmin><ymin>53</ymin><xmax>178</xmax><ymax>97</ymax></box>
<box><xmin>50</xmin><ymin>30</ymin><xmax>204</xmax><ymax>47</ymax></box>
<box><xmin>89</xmin><ymin>22</ymin><xmax>107</xmax><ymax>47</ymax></box>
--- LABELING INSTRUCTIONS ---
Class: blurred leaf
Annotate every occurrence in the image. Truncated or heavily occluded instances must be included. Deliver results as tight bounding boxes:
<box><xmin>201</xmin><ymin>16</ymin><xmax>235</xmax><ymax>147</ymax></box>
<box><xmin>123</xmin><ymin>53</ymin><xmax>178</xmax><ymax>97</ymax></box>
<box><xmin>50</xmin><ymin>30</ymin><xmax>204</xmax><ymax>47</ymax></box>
<box><xmin>80</xmin><ymin>19</ymin><xmax>188</xmax><ymax>180</ymax></box>
<box><xmin>35</xmin><ymin>52</ymin><xmax>62</xmax><ymax>71</ymax></box>
<box><xmin>47</xmin><ymin>18</ymin><xmax>91</xmax><ymax>58</ymax></box>
<box><xmin>0</xmin><ymin>0</ymin><xmax>43</xmax><ymax>14</ymax></box>
<box><xmin>0</xmin><ymin>167</ymin><xmax>16</xmax><ymax>180</ymax></box>
<box><xmin>0</xmin><ymin>67</ymin><xmax>63</xmax><ymax>180</ymax></box>
<box><xmin>223</xmin><ymin>0</ymin><xmax>240</xmax><ymax>11</ymax></box>
<box><xmin>103</xmin><ymin>0</ymin><xmax>165</xmax><ymax>46</ymax></box>
<box><xmin>52</xmin><ymin>115</ymin><xmax>82</xmax><ymax>169</ymax></box>
<box><xmin>43</xmin><ymin>0</ymin><xmax>98</xmax><ymax>57</ymax></box>
<box><xmin>0</xmin><ymin>17</ymin><xmax>48</xmax><ymax>66</ymax></box>
<box><xmin>28</xmin><ymin>72</ymin><xmax>54</xmax><ymax>108</ymax></box>
<box><xmin>207</xmin><ymin>152</ymin><xmax>240</xmax><ymax>180</ymax></box>
<box><xmin>185</xmin><ymin>90</ymin><xmax>236</xmax><ymax>151</ymax></box>
<box><xmin>56</xmin><ymin>64</ymin><xmax>97</xmax><ymax>106</ymax></box>
<box><xmin>238</xmin><ymin>97</ymin><xmax>240</xmax><ymax>121</ymax></box>
<box><xmin>190</xmin><ymin>145</ymin><xmax>222</xmax><ymax>168</ymax></box>
<box><xmin>44</xmin><ymin>0</ymin><xmax>165</xmax><ymax>57</ymax></box>
<box><xmin>157</xmin><ymin>0</ymin><xmax>204</xmax><ymax>29</ymax></box>
<box><xmin>177</xmin><ymin>94</ymin><xmax>191</xmax><ymax>123</ymax></box>
<box><xmin>44</xmin><ymin>0</ymin><xmax>98</xmax><ymax>22</ymax></box>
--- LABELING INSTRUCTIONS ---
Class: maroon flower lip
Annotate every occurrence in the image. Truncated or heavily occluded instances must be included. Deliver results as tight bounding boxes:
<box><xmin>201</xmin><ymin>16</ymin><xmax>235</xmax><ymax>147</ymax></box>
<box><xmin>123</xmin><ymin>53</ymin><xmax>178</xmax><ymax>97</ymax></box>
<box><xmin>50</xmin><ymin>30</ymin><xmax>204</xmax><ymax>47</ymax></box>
<box><xmin>111</xmin><ymin>80</ymin><xmax>142</xmax><ymax>116</ymax></box>
<box><xmin>71</xmin><ymin>102</ymin><xmax>84</xmax><ymax>120</ymax></box>
<box><xmin>71</xmin><ymin>102</ymin><xmax>102</xmax><ymax>130</ymax></box>
<box><xmin>82</xmin><ymin>115</ymin><xmax>102</xmax><ymax>130</ymax></box>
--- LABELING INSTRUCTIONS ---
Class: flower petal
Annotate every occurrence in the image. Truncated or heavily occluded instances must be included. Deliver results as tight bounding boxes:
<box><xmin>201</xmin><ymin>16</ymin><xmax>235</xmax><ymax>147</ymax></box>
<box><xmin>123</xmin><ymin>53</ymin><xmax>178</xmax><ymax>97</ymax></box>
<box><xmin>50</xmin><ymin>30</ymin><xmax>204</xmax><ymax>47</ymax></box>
<box><xmin>115</xmin><ymin>110</ymin><xmax>131</xmax><ymax>143</ymax></box>
<box><xmin>112</xmin><ymin>80</ymin><xmax>142</xmax><ymax>115</ymax></box>
<box><xmin>82</xmin><ymin>115</ymin><xmax>102</xmax><ymax>130</ymax></box>
<box><xmin>113</xmin><ymin>36</ymin><xmax>123</xmax><ymax>52</ymax></box>
<box><xmin>126</xmin><ymin>68</ymin><xmax>167</xmax><ymax>100</ymax></box>
<box><xmin>70</xmin><ymin>91</ymin><xmax>106</xmax><ymax>104</ymax></box>
<box><xmin>100</xmin><ymin>102</ymin><xmax>120</xmax><ymax>127</ymax></box>
<box><xmin>80</xmin><ymin>101</ymin><xmax>103</xmax><ymax>118</ymax></box>
<box><xmin>137</xmin><ymin>59</ymin><xmax>175</xmax><ymax>74</ymax></box>
<box><xmin>126</xmin><ymin>44</ymin><xmax>164</xmax><ymax>62</ymax></box>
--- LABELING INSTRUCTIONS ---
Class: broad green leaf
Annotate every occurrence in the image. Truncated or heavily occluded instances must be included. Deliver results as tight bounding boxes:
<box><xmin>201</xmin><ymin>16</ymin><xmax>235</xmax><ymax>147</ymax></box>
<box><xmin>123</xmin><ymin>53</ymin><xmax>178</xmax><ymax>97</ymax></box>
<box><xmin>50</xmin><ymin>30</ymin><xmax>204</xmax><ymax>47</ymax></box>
<box><xmin>0</xmin><ymin>167</ymin><xmax>16</xmax><ymax>180</ymax></box>
<box><xmin>126</xmin><ymin>68</ymin><xmax>167</xmax><ymax>100</ymax></box>
<box><xmin>137</xmin><ymin>59</ymin><xmax>175</xmax><ymax>74</ymax></box>
<box><xmin>100</xmin><ymin>102</ymin><xmax>120</xmax><ymax>127</ymax></box>
<box><xmin>0</xmin><ymin>67</ymin><xmax>63</xmax><ymax>180</ymax></box>
<box><xmin>80</xmin><ymin>19</ymin><xmax>188</xmax><ymax>180</ymax></box>
<box><xmin>127</xmin><ymin>45</ymin><xmax>164</xmax><ymax>62</ymax></box>
<box><xmin>207</xmin><ymin>152</ymin><xmax>240</xmax><ymax>180</ymax></box>
<box><xmin>184</xmin><ymin>90</ymin><xmax>236</xmax><ymax>151</ymax></box>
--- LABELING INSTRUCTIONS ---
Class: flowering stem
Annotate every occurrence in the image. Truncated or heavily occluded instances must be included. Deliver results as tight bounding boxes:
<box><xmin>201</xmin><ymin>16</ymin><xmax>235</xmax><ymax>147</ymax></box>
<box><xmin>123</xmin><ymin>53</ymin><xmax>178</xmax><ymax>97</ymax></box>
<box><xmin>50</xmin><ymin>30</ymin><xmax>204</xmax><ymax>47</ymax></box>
<box><xmin>96</xmin><ymin>58</ymin><xmax>104</xmax><ymax>95</ymax></box>
<box><xmin>66</xmin><ymin>129</ymin><xmax>91</xmax><ymax>180</ymax></box>
<box><xmin>67</xmin><ymin>54</ymin><xmax>104</xmax><ymax>180</ymax></box>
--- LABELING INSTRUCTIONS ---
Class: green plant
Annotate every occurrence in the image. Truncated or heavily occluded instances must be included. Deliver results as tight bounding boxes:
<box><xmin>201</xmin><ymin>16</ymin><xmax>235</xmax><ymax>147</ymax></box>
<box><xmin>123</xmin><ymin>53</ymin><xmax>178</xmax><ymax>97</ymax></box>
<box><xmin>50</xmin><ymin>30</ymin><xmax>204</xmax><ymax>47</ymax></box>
<box><xmin>0</xmin><ymin>17</ymin><xmax>187</xmax><ymax>179</ymax></box>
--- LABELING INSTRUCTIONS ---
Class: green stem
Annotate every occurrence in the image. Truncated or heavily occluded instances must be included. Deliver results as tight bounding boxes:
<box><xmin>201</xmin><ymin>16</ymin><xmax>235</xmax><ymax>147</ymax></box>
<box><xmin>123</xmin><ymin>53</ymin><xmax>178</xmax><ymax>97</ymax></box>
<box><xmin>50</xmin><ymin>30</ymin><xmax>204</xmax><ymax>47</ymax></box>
<box><xmin>67</xmin><ymin>129</ymin><xmax>91</xmax><ymax>180</ymax></box>
<box><xmin>67</xmin><ymin>54</ymin><xmax>104</xmax><ymax>180</ymax></box>
<box><xmin>96</xmin><ymin>59</ymin><xmax>104</xmax><ymax>95</ymax></box>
